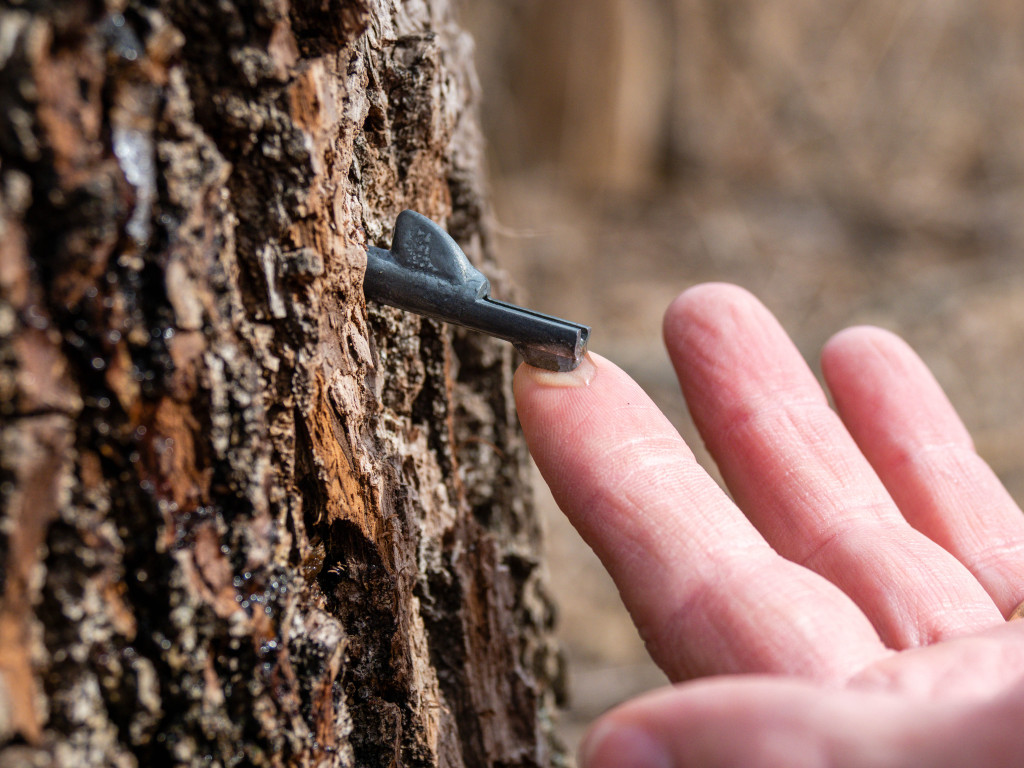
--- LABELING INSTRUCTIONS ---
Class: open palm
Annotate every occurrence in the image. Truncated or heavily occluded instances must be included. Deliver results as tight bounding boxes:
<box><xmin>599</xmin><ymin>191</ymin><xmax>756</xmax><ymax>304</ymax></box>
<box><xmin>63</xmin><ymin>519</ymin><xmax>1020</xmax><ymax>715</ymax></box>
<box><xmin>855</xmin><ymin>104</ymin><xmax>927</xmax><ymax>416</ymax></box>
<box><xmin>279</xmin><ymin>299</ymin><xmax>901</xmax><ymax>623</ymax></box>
<box><xmin>514</xmin><ymin>284</ymin><xmax>1024</xmax><ymax>768</ymax></box>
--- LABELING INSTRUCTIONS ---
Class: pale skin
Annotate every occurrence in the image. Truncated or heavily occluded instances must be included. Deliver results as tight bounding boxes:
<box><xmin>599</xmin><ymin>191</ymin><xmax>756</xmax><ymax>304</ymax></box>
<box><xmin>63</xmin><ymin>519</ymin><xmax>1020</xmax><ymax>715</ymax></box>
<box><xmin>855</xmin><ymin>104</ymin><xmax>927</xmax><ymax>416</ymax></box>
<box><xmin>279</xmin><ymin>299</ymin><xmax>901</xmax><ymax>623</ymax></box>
<box><xmin>513</xmin><ymin>283</ymin><xmax>1024</xmax><ymax>768</ymax></box>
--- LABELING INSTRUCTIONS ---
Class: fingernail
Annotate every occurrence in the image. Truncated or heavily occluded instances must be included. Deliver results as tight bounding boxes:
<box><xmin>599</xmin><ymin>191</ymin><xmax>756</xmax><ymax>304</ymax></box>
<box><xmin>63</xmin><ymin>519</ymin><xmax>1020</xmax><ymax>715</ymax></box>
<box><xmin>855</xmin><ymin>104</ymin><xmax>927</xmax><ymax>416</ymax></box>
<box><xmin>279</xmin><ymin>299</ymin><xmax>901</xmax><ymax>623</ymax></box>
<box><xmin>522</xmin><ymin>352</ymin><xmax>597</xmax><ymax>388</ymax></box>
<box><xmin>579</xmin><ymin>722</ymin><xmax>673</xmax><ymax>768</ymax></box>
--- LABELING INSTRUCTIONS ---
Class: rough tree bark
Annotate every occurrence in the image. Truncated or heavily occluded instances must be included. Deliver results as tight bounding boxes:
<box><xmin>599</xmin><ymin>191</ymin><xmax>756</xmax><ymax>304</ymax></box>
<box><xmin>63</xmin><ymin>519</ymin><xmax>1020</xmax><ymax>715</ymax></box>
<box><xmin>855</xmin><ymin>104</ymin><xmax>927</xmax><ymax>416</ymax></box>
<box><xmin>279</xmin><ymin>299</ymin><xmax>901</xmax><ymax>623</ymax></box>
<box><xmin>0</xmin><ymin>1</ymin><xmax>564</xmax><ymax>766</ymax></box>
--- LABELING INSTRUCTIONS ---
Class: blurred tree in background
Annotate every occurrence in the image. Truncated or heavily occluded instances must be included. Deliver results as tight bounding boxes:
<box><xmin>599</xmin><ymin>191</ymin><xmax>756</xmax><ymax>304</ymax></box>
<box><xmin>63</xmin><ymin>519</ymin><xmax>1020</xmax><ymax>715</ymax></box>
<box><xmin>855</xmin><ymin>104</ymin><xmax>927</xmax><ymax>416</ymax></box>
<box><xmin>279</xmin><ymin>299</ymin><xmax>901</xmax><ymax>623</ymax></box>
<box><xmin>471</xmin><ymin>0</ymin><xmax>1024</xmax><ymax>211</ymax></box>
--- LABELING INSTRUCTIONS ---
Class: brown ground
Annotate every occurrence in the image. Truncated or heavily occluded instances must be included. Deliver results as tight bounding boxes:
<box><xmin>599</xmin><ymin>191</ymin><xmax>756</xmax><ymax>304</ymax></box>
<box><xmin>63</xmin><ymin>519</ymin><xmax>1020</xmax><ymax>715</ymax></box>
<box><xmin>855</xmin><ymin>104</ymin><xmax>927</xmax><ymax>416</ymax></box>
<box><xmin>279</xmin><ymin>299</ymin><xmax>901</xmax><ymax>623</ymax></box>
<box><xmin>464</xmin><ymin>1</ymin><xmax>1024</xmax><ymax>759</ymax></box>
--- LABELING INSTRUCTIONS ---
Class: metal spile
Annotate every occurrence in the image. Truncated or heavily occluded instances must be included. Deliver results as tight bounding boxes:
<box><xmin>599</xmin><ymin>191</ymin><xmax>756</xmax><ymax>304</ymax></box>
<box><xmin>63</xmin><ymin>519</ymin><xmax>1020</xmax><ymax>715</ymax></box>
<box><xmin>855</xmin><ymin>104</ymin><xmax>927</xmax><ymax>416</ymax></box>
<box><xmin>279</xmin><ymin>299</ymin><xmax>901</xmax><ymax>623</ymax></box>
<box><xmin>364</xmin><ymin>210</ymin><xmax>591</xmax><ymax>372</ymax></box>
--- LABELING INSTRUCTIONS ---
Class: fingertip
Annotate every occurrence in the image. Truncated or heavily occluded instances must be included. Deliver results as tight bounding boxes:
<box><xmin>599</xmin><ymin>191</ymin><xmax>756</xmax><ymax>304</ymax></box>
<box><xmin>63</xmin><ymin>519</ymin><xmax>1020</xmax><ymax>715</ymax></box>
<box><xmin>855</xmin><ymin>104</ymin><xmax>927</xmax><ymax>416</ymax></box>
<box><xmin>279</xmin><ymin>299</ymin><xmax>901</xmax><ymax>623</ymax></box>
<box><xmin>821</xmin><ymin>321</ymin><xmax>977</xmax><ymax>459</ymax></box>
<box><xmin>579</xmin><ymin>719</ymin><xmax>673</xmax><ymax>768</ymax></box>
<box><xmin>820</xmin><ymin>326</ymin><xmax>943</xmax><ymax>412</ymax></box>
<box><xmin>662</xmin><ymin>282</ymin><xmax>757</xmax><ymax>342</ymax></box>
<box><xmin>512</xmin><ymin>350</ymin><xmax>634</xmax><ymax>477</ymax></box>
<box><xmin>578</xmin><ymin>679</ymin><xmax>955</xmax><ymax>768</ymax></box>
<box><xmin>514</xmin><ymin>351</ymin><xmax>599</xmax><ymax>393</ymax></box>
<box><xmin>821</xmin><ymin>325</ymin><xmax>906</xmax><ymax>372</ymax></box>
<box><xmin>824</xmin><ymin>324</ymin><xmax>895</xmax><ymax>349</ymax></box>
<box><xmin>512</xmin><ymin>353</ymin><xmax>603</xmax><ymax>444</ymax></box>
<box><xmin>821</xmin><ymin>326</ymin><xmax>883</xmax><ymax>386</ymax></box>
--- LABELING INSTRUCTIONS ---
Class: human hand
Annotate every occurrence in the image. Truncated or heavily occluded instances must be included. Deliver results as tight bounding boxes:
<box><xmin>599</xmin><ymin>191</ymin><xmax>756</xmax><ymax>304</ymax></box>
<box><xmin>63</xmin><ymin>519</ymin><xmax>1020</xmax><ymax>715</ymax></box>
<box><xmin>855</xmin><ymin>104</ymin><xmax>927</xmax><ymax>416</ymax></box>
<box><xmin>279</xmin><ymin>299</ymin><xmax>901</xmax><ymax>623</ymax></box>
<box><xmin>513</xmin><ymin>283</ymin><xmax>1024</xmax><ymax>768</ymax></box>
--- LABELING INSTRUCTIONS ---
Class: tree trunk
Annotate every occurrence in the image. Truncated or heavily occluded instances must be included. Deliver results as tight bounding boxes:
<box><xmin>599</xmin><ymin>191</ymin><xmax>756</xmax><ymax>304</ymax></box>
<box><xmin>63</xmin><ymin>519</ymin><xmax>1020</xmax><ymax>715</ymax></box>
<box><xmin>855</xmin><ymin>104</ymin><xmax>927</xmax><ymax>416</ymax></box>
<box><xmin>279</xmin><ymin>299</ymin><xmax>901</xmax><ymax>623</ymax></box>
<box><xmin>0</xmin><ymin>1</ymin><xmax>564</xmax><ymax>766</ymax></box>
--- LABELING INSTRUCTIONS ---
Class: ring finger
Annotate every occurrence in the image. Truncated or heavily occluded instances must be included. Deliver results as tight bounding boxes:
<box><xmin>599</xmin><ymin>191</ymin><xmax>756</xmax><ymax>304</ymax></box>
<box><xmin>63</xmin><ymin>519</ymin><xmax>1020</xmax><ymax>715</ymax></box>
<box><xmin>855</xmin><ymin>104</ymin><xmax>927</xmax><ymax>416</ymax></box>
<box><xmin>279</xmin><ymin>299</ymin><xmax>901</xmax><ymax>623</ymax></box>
<box><xmin>822</xmin><ymin>326</ymin><xmax>1024</xmax><ymax>618</ymax></box>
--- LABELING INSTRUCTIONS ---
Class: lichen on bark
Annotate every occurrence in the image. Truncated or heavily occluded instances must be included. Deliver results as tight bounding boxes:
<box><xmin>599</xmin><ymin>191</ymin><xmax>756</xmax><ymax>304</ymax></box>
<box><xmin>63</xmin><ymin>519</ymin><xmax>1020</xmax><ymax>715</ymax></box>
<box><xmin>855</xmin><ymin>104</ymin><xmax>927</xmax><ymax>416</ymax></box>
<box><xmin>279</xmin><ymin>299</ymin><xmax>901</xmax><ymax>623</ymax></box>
<box><xmin>0</xmin><ymin>1</ymin><xmax>564</xmax><ymax>766</ymax></box>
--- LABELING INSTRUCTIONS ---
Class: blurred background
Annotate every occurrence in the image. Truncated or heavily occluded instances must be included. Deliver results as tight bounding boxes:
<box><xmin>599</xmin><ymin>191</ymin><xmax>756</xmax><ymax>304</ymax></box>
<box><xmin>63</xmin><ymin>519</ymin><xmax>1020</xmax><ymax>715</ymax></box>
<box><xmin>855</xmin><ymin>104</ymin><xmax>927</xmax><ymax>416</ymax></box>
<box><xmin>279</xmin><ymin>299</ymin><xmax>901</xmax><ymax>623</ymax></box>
<box><xmin>459</xmin><ymin>0</ymin><xmax>1024</xmax><ymax>758</ymax></box>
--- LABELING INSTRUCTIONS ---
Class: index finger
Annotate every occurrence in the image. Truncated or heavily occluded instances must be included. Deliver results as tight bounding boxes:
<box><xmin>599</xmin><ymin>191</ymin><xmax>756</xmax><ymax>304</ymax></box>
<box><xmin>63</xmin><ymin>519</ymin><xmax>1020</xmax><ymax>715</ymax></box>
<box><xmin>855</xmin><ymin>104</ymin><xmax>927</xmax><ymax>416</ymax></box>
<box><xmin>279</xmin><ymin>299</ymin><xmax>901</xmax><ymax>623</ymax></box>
<box><xmin>513</xmin><ymin>354</ymin><xmax>887</xmax><ymax>682</ymax></box>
